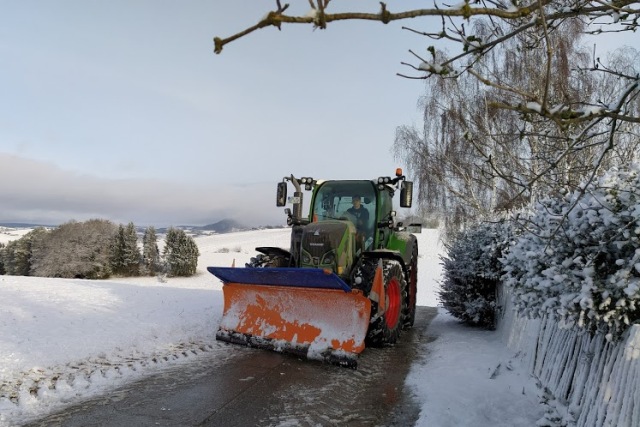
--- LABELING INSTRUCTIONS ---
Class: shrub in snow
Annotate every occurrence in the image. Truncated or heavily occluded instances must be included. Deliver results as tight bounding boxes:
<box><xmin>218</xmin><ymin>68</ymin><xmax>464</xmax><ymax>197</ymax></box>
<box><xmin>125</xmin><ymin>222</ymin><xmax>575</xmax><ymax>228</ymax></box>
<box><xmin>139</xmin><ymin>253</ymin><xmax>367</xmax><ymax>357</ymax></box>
<box><xmin>502</xmin><ymin>165</ymin><xmax>640</xmax><ymax>340</ymax></box>
<box><xmin>440</xmin><ymin>220</ymin><xmax>513</xmax><ymax>328</ymax></box>
<box><xmin>30</xmin><ymin>220</ymin><xmax>117</xmax><ymax>279</ymax></box>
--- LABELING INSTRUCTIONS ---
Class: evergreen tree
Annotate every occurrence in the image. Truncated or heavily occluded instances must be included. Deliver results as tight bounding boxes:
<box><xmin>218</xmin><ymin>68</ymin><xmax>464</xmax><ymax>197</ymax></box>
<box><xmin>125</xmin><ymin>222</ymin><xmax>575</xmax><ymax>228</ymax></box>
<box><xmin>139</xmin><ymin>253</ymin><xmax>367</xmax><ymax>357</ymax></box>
<box><xmin>110</xmin><ymin>224</ymin><xmax>126</xmax><ymax>275</ymax></box>
<box><xmin>439</xmin><ymin>221</ymin><xmax>513</xmax><ymax>328</ymax></box>
<box><xmin>2</xmin><ymin>240</ymin><xmax>17</xmax><ymax>275</ymax></box>
<box><xmin>181</xmin><ymin>236</ymin><xmax>199</xmax><ymax>276</ymax></box>
<box><xmin>163</xmin><ymin>227</ymin><xmax>179</xmax><ymax>256</ymax></box>
<box><xmin>110</xmin><ymin>222</ymin><xmax>140</xmax><ymax>276</ymax></box>
<box><xmin>2</xmin><ymin>228</ymin><xmax>48</xmax><ymax>276</ymax></box>
<box><xmin>141</xmin><ymin>226</ymin><xmax>160</xmax><ymax>276</ymax></box>
<box><xmin>163</xmin><ymin>227</ymin><xmax>199</xmax><ymax>277</ymax></box>
<box><xmin>123</xmin><ymin>222</ymin><xmax>140</xmax><ymax>276</ymax></box>
<box><xmin>0</xmin><ymin>242</ymin><xmax>5</xmax><ymax>275</ymax></box>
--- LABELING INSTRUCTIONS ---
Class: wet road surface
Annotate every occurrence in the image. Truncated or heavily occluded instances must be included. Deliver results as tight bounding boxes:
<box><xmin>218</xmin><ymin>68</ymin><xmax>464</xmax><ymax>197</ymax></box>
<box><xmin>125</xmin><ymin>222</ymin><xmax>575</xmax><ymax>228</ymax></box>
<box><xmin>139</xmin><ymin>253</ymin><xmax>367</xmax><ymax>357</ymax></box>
<box><xmin>26</xmin><ymin>307</ymin><xmax>438</xmax><ymax>427</ymax></box>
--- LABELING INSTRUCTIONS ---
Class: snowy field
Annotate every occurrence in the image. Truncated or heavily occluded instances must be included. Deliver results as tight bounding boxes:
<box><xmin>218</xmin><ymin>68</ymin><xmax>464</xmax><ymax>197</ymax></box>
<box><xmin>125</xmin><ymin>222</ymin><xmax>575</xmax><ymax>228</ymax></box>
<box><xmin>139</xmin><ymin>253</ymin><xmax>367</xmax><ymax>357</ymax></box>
<box><xmin>0</xmin><ymin>227</ymin><xmax>543</xmax><ymax>426</ymax></box>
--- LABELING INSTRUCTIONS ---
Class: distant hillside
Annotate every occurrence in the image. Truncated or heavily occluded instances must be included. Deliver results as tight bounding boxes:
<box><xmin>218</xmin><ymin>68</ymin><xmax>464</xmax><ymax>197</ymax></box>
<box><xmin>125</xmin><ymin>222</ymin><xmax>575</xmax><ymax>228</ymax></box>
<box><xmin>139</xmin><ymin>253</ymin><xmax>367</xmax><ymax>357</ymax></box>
<box><xmin>197</xmin><ymin>219</ymin><xmax>247</xmax><ymax>234</ymax></box>
<box><xmin>1</xmin><ymin>220</ymin><xmax>286</xmax><ymax>237</ymax></box>
<box><xmin>0</xmin><ymin>222</ymin><xmax>53</xmax><ymax>228</ymax></box>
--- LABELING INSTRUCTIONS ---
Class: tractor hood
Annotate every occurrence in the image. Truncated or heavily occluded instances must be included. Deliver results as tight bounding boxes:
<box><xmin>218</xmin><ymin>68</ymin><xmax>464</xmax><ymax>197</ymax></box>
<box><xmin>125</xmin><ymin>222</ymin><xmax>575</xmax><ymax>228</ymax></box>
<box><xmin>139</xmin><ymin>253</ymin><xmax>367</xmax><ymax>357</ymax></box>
<box><xmin>300</xmin><ymin>220</ymin><xmax>356</xmax><ymax>278</ymax></box>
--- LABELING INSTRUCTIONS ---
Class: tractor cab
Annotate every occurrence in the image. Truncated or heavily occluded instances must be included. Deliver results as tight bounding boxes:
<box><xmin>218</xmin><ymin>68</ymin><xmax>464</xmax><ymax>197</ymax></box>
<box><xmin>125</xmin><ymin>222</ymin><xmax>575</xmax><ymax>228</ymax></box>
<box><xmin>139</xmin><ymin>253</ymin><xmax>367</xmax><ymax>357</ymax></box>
<box><xmin>276</xmin><ymin>170</ymin><xmax>415</xmax><ymax>259</ymax></box>
<box><xmin>310</xmin><ymin>180</ymin><xmax>377</xmax><ymax>251</ymax></box>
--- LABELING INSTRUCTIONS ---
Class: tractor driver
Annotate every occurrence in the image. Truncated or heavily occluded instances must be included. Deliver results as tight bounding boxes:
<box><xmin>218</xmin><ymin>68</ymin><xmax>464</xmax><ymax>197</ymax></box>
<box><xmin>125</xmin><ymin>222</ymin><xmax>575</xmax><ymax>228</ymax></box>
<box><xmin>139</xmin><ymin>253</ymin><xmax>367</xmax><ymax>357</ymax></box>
<box><xmin>347</xmin><ymin>196</ymin><xmax>370</xmax><ymax>234</ymax></box>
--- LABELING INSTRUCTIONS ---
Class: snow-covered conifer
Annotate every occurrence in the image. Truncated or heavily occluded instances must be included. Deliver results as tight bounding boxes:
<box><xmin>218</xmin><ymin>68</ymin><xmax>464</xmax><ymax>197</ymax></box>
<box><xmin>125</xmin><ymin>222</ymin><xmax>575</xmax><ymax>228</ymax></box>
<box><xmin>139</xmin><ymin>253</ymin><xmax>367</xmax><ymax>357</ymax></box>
<box><xmin>141</xmin><ymin>226</ymin><xmax>160</xmax><ymax>276</ymax></box>
<box><xmin>110</xmin><ymin>223</ymin><xmax>140</xmax><ymax>276</ymax></box>
<box><xmin>440</xmin><ymin>220</ymin><xmax>513</xmax><ymax>328</ymax></box>
<box><xmin>162</xmin><ymin>227</ymin><xmax>199</xmax><ymax>277</ymax></box>
<box><xmin>2</xmin><ymin>228</ymin><xmax>48</xmax><ymax>276</ymax></box>
<box><xmin>0</xmin><ymin>242</ymin><xmax>5</xmax><ymax>275</ymax></box>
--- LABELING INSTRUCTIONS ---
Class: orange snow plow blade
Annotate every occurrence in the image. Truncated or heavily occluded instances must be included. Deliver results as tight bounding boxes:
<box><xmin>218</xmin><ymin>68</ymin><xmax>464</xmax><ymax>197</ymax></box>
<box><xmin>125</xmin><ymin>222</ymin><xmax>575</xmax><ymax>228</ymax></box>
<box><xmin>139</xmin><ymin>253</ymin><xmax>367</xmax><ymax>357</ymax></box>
<box><xmin>208</xmin><ymin>267</ymin><xmax>372</xmax><ymax>368</ymax></box>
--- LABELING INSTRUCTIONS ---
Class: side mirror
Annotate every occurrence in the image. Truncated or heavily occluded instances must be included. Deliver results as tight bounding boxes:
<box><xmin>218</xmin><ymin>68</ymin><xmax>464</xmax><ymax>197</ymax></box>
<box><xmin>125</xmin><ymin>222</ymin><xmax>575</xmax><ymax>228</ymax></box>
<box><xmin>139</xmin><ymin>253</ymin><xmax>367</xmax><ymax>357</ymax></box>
<box><xmin>400</xmin><ymin>181</ymin><xmax>413</xmax><ymax>208</ymax></box>
<box><xmin>276</xmin><ymin>182</ymin><xmax>287</xmax><ymax>207</ymax></box>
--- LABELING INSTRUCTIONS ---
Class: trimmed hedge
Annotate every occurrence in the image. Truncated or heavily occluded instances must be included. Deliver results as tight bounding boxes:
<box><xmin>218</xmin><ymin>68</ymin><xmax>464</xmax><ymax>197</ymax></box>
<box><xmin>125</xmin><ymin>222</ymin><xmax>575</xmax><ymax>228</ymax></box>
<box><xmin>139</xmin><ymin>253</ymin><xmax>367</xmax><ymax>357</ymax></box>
<box><xmin>502</xmin><ymin>165</ymin><xmax>640</xmax><ymax>340</ymax></box>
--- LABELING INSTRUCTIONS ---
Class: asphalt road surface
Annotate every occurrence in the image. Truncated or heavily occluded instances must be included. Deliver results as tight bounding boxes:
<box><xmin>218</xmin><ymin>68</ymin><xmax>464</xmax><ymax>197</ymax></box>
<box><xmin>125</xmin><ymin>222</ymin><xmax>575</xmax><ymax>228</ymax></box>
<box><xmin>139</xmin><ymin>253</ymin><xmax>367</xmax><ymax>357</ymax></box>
<box><xmin>26</xmin><ymin>307</ymin><xmax>438</xmax><ymax>427</ymax></box>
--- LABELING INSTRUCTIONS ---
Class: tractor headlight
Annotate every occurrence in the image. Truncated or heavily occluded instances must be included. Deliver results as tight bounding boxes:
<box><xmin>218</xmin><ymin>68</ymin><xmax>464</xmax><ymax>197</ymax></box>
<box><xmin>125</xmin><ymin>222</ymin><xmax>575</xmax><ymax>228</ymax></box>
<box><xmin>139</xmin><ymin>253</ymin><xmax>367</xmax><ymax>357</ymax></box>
<box><xmin>302</xmin><ymin>253</ymin><xmax>312</xmax><ymax>264</ymax></box>
<box><xmin>321</xmin><ymin>251</ymin><xmax>336</xmax><ymax>266</ymax></box>
<box><xmin>300</xmin><ymin>177</ymin><xmax>314</xmax><ymax>190</ymax></box>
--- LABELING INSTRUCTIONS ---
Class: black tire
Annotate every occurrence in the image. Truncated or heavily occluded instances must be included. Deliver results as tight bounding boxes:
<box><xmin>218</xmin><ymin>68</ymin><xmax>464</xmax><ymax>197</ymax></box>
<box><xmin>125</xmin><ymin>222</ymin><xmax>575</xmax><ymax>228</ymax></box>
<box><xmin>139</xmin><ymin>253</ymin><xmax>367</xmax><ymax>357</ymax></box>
<box><xmin>350</xmin><ymin>258</ymin><xmax>377</xmax><ymax>295</ymax></box>
<box><xmin>366</xmin><ymin>260</ymin><xmax>408</xmax><ymax>347</ymax></box>
<box><xmin>403</xmin><ymin>243</ymin><xmax>418</xmax><ymax>329</ymax></box>
<box><xmin>245</xmin><ymin>254</ymin><xmax>288</xmax><ymax>268</ymax></box>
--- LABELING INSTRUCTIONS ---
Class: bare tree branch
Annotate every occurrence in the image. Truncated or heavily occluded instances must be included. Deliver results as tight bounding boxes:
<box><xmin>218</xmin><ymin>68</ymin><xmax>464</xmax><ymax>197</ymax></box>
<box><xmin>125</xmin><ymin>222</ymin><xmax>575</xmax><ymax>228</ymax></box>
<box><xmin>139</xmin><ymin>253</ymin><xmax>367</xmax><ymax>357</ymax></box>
<box><xmin>213</xmin><ymin>0</ymin><xmax>640</xmax><ymax>233</ymax></box>
<box><xmin>214</xmin><ymin>1</ymin><xmax>640</xmax><ymax>54</ymax></box>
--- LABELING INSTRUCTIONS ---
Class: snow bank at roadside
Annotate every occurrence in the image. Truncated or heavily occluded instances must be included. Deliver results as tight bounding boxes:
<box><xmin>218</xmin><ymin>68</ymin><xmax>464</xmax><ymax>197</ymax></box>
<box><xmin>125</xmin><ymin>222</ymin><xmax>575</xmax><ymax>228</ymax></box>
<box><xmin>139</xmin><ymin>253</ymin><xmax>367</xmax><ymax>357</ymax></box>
<box><xmin>0</xmin><ymin>276</ymin><xmax>223</xmax><ymax>424</ymax></box>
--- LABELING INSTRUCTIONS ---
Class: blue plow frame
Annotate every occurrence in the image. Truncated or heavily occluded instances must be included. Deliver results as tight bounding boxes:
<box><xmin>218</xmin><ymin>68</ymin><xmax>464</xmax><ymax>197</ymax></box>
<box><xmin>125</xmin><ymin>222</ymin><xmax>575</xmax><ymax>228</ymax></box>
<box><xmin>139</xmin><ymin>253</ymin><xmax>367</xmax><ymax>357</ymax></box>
<box><xmin>207</xmin><ymin>266</ymin><xmax>352</xmax><ymax>292</ymax></box>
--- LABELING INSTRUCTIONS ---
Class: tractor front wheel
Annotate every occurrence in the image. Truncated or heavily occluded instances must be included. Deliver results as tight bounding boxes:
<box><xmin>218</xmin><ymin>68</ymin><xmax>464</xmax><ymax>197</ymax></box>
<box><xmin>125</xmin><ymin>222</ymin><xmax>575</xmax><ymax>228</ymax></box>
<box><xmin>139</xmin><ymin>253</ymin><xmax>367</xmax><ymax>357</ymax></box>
<box><xmin>366</xmin><ymin>260</ymin><xmax>407</xmax><ymax>347</ymax></box>
<box><xmin>246</xmin><ymin>253</ymin><xmax>289</xmax><ymax>268</ymax></box>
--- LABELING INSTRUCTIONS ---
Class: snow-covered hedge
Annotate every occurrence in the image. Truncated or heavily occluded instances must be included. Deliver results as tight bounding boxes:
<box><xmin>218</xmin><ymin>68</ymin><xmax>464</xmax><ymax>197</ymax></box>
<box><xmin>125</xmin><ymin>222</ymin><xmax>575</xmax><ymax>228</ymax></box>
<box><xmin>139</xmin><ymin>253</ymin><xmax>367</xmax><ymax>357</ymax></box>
<box><xmin>440</xmin><ymin>221</ymin><xmax>513</xmax><ymax>327</ymax></box>
<box><xmin>502</xmin><ymin>165</ymin><xmax>640</xmax><ymax>340</ymax></box>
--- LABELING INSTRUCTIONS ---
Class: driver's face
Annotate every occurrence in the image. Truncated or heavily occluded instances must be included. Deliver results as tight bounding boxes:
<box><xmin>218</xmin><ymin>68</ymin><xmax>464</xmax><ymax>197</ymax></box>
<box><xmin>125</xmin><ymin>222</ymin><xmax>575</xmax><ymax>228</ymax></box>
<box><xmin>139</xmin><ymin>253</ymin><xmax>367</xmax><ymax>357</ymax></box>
<box><xmin>352</xmin><ymin>198</ymin><xmax>361</xmax><ymax>207</ymax></box>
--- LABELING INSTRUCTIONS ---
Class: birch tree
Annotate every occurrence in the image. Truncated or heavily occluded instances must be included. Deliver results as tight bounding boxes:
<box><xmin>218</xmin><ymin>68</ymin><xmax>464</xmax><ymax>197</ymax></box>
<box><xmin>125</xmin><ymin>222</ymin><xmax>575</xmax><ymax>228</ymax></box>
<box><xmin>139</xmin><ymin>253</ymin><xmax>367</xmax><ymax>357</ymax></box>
<box><xmin>395</xmin><ymin>22</ymin><xmax>639</xmax><ymax>231</ymax></box>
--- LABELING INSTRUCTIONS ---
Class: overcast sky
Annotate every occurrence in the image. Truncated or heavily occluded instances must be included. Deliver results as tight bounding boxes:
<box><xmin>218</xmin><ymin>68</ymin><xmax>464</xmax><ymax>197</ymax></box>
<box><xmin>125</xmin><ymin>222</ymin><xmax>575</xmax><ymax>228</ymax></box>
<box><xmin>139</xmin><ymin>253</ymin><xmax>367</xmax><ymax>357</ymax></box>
<box><xmin>1</xmin><ymin>2</ymin><xmax>634</xmax><ymax>228</ymax></box>
<box><xmin>0</xmin><ymin>1</ymin><xmax>436</xmax><ymax>227</ymax></box>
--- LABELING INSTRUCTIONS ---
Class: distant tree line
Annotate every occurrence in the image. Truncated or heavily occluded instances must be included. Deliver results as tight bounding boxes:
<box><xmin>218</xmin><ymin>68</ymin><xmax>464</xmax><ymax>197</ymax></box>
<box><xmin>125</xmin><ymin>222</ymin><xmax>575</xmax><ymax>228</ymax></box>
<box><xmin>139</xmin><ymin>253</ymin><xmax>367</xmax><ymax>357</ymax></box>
<box><xmin>0</xmin><ymin>219</ymin><xmax>199</xmax><ymax>279</ymax></box>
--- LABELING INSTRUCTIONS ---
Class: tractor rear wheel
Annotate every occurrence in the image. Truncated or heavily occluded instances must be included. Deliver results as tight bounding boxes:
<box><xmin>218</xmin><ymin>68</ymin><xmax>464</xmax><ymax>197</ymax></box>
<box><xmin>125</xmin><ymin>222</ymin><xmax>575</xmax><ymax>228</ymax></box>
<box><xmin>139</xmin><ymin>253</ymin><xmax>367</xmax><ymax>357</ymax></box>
<box><xmin>366</xmin><ymin>260</ymin><xmax>407</xmax><ymax>347</ymax></box>
<box><xmin>403</xmin><ymin>244</ymin><xmax>418</xmax><ymax>328</ymax></box>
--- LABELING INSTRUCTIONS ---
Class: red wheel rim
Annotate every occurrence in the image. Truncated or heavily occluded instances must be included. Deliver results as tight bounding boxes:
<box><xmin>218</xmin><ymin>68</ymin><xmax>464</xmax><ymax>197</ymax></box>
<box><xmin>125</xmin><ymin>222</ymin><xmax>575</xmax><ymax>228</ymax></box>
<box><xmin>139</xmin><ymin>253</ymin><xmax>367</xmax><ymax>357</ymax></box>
<box><xmin>385</xmin><ymin>277</ymin><xmax>401</xmax><ymax>328</ymax></box>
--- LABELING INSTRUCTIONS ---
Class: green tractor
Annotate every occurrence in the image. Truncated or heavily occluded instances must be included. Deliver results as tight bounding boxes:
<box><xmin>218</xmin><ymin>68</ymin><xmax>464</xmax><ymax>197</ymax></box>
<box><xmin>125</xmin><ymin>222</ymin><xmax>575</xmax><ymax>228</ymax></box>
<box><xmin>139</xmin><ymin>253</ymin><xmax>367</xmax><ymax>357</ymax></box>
<box><xmin>208</xmin><ymin>169</ymin><xmax>421</xmax><ymax>367</ymax></box>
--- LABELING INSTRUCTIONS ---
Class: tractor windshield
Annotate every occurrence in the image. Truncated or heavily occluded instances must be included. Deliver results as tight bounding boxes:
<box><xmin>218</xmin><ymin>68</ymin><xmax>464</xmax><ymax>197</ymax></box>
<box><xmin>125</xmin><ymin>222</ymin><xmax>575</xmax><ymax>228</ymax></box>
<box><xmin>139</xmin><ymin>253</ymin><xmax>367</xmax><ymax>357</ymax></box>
<box><xmin>312</xmin><ymin>181</ymin><xmax>376</xmax><ymax>249</ymax></box>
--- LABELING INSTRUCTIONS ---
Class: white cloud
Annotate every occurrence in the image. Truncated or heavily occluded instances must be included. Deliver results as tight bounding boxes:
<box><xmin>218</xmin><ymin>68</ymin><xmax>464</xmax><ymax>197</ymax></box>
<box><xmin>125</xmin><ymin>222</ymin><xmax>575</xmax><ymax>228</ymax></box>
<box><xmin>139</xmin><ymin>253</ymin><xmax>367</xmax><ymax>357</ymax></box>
<box><xmin>0</xmin><ymin>154</ymin><xmax>284</xmax><ymax>227</ymax></box>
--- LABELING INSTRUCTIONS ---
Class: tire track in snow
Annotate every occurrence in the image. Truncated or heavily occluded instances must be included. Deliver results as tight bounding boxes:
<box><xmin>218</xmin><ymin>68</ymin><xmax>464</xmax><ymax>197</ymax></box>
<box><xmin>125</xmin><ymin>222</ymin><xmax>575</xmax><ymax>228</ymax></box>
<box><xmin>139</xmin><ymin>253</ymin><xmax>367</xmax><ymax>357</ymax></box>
<box><xmin>1</xmin><ymin>340</ymin><xmax>224</xmax><ymax>426</ymax></box>
<box><xmin>24</xmin><ymin>307</ymin><xmax>438</xmax><ymax>427</ymax></box>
